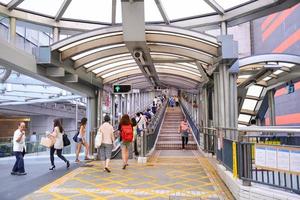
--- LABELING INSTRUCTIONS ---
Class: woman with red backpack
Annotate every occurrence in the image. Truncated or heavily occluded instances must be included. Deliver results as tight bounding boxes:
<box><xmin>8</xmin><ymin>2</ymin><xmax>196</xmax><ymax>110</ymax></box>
<box><xmin>118</xmin><ymin>114</ymin><xmax>133</xmax><ymax>169</ymax></box>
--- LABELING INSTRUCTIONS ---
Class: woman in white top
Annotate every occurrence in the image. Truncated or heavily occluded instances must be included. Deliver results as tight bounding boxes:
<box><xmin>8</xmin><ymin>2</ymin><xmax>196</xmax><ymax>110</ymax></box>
<box><xmin>98</xmin><ymin>115</ymin><xmax>115</xmax><ymax>172</ymax></box>
<box><xmin>75</xmin><ymin>118</ymin><xmax>90</xmax><ymax>162</ymax></box>
<box><xmin>48</xmin><ymin>119</ymin><xmax>70</xmax><ymax>170</ymax></box>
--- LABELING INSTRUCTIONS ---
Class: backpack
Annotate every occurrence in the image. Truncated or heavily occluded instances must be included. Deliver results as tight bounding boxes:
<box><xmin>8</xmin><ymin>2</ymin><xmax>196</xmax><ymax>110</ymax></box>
<box><xmin>121</xmin><ymin>124</ymin><xmax>133</xmax><ymax>142</ymax></box>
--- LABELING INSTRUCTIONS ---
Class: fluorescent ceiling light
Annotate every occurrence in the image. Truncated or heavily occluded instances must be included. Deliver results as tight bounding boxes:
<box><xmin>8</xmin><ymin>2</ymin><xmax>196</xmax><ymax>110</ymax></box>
<box><xmin>238</xmin><ymin>75</ymin><xmax>251</xmax><ymax>79</ymax></box>
<box><xmin>263</xmin><ymin>76</ymin><xmax>272</xmax><ymax>81</ymax></box>
<box><xmin>59</xmin><ymin>32</ymin><xmax>122</xmax><ymax>52</ymax></box>
<box><xmin>279</xmin><ymin>62</ymin><xmax>295</xmax><ymax>68</ymax></box>
<box><xmin>273</xmin><ymin>69</ymin><xmax>284</xmax><ymax>75</ymax></box>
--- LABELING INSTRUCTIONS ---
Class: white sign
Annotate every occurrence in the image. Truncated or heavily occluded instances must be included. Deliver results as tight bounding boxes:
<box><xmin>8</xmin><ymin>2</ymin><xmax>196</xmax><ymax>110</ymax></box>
<box><xmin>255</xmin><ymin>146</ymin><xmax>266</xmax><ymax>167</ymax></box>
<box><xmin>266</xmin><ymin>148</ymin><xmax>277</xmax><ymax>169</ymax></box>
<box><xmin>290</xmin><ymin>150</ymin><xmax>300</xmax><ymax>172</ymax></box>
<box><xmin>277</xmin><ymin>149</ymin><xmax>290</xmax><ymax>171</ymax></box>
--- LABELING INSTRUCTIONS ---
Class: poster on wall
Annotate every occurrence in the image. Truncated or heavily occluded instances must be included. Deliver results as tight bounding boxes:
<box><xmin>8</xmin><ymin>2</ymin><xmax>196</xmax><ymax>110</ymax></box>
<box><xmin>255</xmin><ymin>146</ymin><xmax>266</xmax><ymax>167</ymax></box>
<box><xmin>265</xmin><ymin>147</ymin><xmax>277</xmax><ymax>169</ymax></box>
<box><xmin>290</xmin><ymin>150</ymin><xmax>300</xmax><ymax>172</ymax></box>
<box><xmin>277</xmin><ymin>149</ymin><xmax>290</xmax><ymax>171</ymax></box>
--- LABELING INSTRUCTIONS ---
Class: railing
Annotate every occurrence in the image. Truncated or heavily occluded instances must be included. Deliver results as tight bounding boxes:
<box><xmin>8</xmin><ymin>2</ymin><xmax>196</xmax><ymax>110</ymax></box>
<box><xmin>236</xmin><ymin>127</ymin><xmax>300</xmax><ymax>194</ymax></box>
<box><xmin>0</xmin><ymin>130</ymin><xmax>77</xmax><ymax>157</ymax></box>
<box><xmin>144</xmin><ymin>100</ymin><xmax>167</xmax><ymax>155</ymax></box>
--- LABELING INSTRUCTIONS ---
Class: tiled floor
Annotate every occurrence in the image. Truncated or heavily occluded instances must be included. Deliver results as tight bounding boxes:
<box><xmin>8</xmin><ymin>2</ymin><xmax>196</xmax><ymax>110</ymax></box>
<box><xmin>23</xmin><ymin>150</ymin><xmax>234</xmax><ymax>200</ymax></box>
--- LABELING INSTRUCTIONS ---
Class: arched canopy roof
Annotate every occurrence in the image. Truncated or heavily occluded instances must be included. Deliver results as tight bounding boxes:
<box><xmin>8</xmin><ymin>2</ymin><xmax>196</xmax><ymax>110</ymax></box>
<box><xmin>236</xmin><ymin>54</ymin><xmax>300</xmax><ymax>126</ymax></box>
<box><xmin>50</xmin><ymin>25</ymin><xmax>220</xmax><ymax>89</ymax></box>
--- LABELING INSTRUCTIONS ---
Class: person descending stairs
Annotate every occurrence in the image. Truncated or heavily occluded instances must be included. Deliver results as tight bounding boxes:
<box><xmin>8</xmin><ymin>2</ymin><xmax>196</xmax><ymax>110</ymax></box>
<box><xmin>156</xmin><ymin>107</ymin><xmax>197</xmax><ymax>150</ymax></box>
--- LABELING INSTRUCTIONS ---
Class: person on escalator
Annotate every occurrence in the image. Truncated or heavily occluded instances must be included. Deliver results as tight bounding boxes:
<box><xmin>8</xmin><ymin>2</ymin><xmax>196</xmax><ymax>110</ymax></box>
<box><xmin>98</xmin><ymin>115</ymin><xmax>115</xmax><ymax>173</ymax></box>
<box><xmin>119</xmin><ymin>114</ymin><xmax>133</xmax><ymax>169</ymax></box>
<box><xmin>131</xmin><ymin>118</ymin><xmax>139</xmax><ymax>157</ymax></box>
<box><xmin>179</xmin><ymin>118</ymin><xmax>191</xmax><ymax>150</ymax></box>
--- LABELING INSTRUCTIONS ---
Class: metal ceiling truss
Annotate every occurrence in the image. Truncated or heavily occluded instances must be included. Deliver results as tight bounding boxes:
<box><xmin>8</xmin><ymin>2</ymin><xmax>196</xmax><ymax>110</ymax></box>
<box><xmin>0</xmin><ymin>0</ymin><xmax>297</xmax><ymax>31</ymax></box>
<box><xmin>55</xmin><ymin>0</ymin><xmax>72</xmax><ymax>22</ymax></box>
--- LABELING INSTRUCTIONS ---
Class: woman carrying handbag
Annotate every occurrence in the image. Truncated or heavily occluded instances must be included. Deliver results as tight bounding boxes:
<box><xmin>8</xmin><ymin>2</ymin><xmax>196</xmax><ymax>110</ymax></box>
<box><xmin>48</xmin><ymin>119</ymin><xmax>70</xmax><ymax>170</ymax></box>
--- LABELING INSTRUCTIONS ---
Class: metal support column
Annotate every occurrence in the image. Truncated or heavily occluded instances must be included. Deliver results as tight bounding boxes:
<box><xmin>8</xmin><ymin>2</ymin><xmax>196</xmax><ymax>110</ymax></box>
<box><xmin>97</xmin><ymin>89</ymin><xmax>103</xmax><ymax>127</ymax></box>
<box><xmin>9</xmin><ymin>17</ymin><xmax>16</xmax><ymax>44</ymax></box>
<box><xmin>53</xmin><ymin>27</ymin><xmax>60</xmax><ymax>43</ymax></box>
<box><xmin>268</xmin><ymin>89</ymin><xmax>276</xmax><ymax>125</ymax></box>
<box><xmin>87</xmin><ymin>96</ymin><xmax>97</xmax><ymax>156</ymax></box>
<box><xmin>112</xmin><ymin>94</ymin><xmax>116</xmax><ymax>126</ymax></box>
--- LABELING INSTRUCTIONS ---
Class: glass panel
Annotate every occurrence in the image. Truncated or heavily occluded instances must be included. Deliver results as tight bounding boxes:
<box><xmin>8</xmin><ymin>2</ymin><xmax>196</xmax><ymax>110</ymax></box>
<box><xmin>39</xmin><ymin>32</ymin><xmax>50</xmax><ymax>46</ymax></box>
<box><xmin>116</xmin><ymin>0</ymin><xmax>122</xmax><ymax>23</ymax></box>
<box><xmin>247</xmin><ymin>85</ymin><xmax>263</xmax><ymax>97</ymax></box>
<box><xmin>216</xmin><ymin>0</ymin><xmax>251</xmax><ymax>10</ymax></box>
<box><xmin>0</xmin><ymin>16</ymin><xmax>9</xmax><ymax>41</ymax></box>
<box><xmin>0</xmin><ymin>0</ymin><xmax>11</xmax><ymax>5</ymax></box>
<box><xmin>238</xmin><ymin>114</ymin><xmax>252</xmax><ymax>123</ymax></box>
<box><xmin>273</xmin><ymin>69</ymin><xmax>284</xmax><ymax>75</ymax></box>
<box><xmin>162</xmin><ymin>0</ymin><xmax>215</xmax><ymax>20</ymax></box>
<box><xmin>263</xmin><ymin>76</ymin><xmax>272</xmax><ymax>81</ymax></box>
<box><xmin>145</xmin><ymin>0</ymin><xmax>163</xmax><ymax>22</ymax></box>
<box><xmin>242</xmin><ymin>99</ymin><xmax>258</xmax><ymax>111</ymax></box>
<box><xmin>101</xmin><ymin>66</ymin><xmax>139</xmax><ymax>78</ymax></box>
<box><xmin>18</xmin><ymin>0</ymin><xmax>64</xmax><ymax>16</ymax></box>
<box><xmin>63</xmin><ymin>0</ymin><xmax>112</xmax><ymax>23</ymax></box>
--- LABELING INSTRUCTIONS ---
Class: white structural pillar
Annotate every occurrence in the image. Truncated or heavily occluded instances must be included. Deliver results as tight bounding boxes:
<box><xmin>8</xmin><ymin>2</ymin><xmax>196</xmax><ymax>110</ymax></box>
<box><xmin>53</xmin><ymin>27</ymin><xmax>60</xmax><ymax>43</ymax></box>
<box><xmin>9</xmin><ymin>17</ymin><xmax>16</xmax><ymax>44</ymax></box>
<box><xmin>87</xmin><ymin>96</ymin><xmax>97</xmax><ymax>154</ymax></box>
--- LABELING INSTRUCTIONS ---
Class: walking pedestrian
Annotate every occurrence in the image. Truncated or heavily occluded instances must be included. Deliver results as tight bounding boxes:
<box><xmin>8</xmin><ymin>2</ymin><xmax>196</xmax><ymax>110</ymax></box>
<box><xmin>75</xmin><ymin>118</ymin><xmax>91</xmax><ymax>162</ymax></box>
<box><xmin>131</xmin><ymin>118</ymin><xmax>139</xmax><ymax>156</ymax></box>
<box><xmin>98</xmin><ymin>115</ymin><xmax>115</xmax><ymax>173</ymax></box>
<box><xmin>48</xmin><ymin>119</ymin><xmax>70</xmax><ymax>170</ymax></box>
<box><xmin>119</xmin><ymin>114</ymin><xmax>133</xmax><ymax>169</ymax></box>
<box><xmin>11</xmin><ymin>122</ymin><xmax>27</xmax><ymax>176</ymax></box>
<box><xmin>178</xmin><ymin>118</ymin><xmax>190</xmax><ymax>150</ymax></box>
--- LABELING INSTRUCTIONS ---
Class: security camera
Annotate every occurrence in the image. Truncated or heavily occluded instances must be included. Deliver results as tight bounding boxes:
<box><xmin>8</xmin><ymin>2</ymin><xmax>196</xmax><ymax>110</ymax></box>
<box><xmin>133</xmin><ymin>50</ymin><xmax>146</xmax><ymax>65</ymax></box>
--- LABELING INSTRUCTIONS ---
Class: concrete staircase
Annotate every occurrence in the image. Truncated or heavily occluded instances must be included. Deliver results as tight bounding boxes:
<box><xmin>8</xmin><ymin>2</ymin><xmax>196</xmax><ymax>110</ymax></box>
<box><xmin>156</xmin><ymin>107</ymin><xmax>197</xmax><ymax>150</ymax></box>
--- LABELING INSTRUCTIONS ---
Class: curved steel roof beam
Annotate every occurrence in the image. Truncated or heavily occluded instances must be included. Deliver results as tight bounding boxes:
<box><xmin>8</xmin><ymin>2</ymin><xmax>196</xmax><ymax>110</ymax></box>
<box><xmin>103</xmin><ymin>69</ymin><xmax>142</xmax><ymax>84</ymax></box>
<box><xmin>146</xmin><ymin>33</ymin><xmax>218</xmax><ymax>56</ymax></box>
<box><xmin>111</xmin><ymin>75</ymin><xmax>146</xmax><ymax>84</ymax></box>
<box><xmin>96</xmin><ymin>63</ymin><xmax>138</xmax><ymax>77</ymax></box>
<box><xmin>86</xmin><ymin>55</ymin><xmax>133</xmax><ymax>72</ymax></box>
<box><xmin>61</xmin><ymin>34</ymin><xmax>124</xmax><ymax>60</ymax></box>
<box><xmin>156</xmin><ymin>69</ymin><xmax>202</xmax><ymax>82</ymax></box>
<box><xmin>74</xmin><ymin>46</ymin><xmax>129</xmax><ymax>69</ymax></box>
<box><xmin>158</xmin><ymin>74</ymin><xmax>198</xmax><ymax>85</ymax></box>
<box><xmin>149</xmin><ymin>45</ymin><xmax>213</xmax><ymax>64</ymax></box>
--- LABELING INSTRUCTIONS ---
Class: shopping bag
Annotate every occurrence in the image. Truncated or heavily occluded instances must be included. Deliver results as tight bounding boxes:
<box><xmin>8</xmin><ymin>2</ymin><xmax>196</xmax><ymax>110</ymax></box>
<box><xmin>95</xmin><ymin>131</ymin><xmax>103</xmax><ymax>148</ymax></box>
<box><xmin>40</xmin><ymin>136</ymin><xmax>55</xmax><ymax>148</ymax></box>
